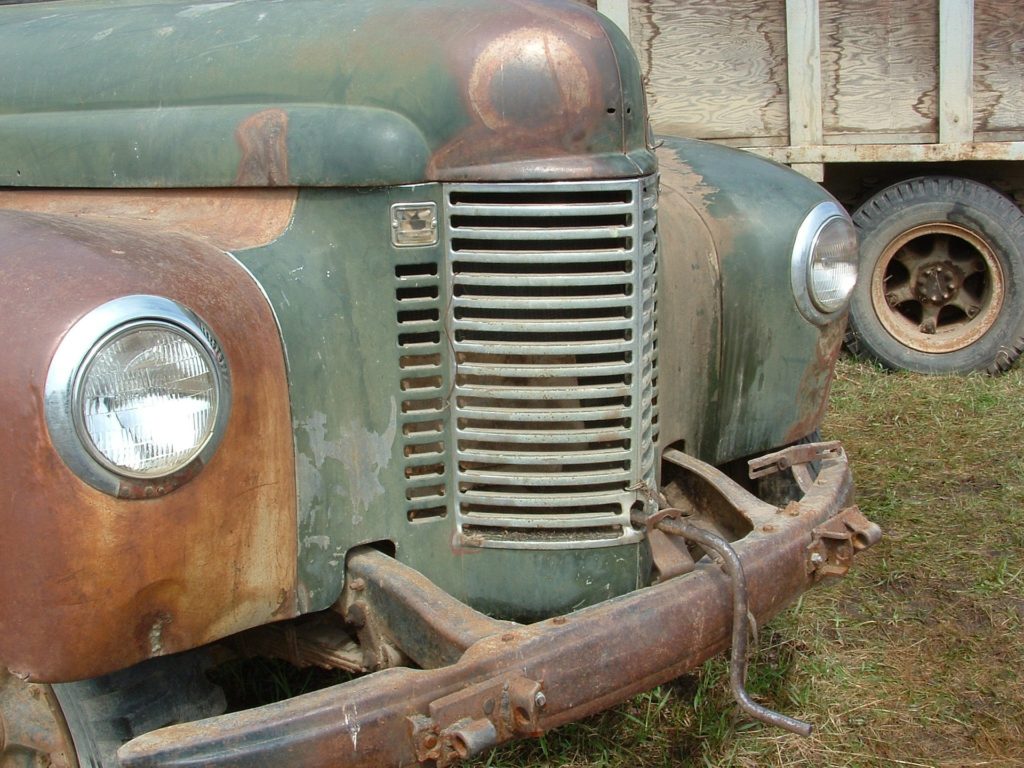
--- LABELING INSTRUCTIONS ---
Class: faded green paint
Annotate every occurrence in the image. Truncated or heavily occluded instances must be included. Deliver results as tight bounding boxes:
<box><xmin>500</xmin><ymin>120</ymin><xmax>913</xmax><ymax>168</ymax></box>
<box><xmin>656</xmin><ymin>137</ymin><xmax>846</xmax><ymax>465</ymax></box>
<box><xmin>0</xmin><ymin>0</ymin><xmax>845</xmax><ymax>619</ymax></box>
<box><xmin>0</xmin><ymin>0</ymin><xmax>653</xmax><ymax>187</ymax></box>
<box><xmin>236</xmin><ymin>188</ymin><xmax>648</xmax><ymax>615</ymax></box>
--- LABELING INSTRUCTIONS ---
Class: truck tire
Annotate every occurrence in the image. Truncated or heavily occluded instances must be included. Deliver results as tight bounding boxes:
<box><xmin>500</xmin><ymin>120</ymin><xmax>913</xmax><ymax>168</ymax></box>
<box><xmin>47</xmin><ymin>652</ymin><xmax>225</xmax><ymax>768</ymax></box>
<box><xmin>846</xmin><ymin>176</ymin><xmax>1024</xmax><ymax>374</ymax></box>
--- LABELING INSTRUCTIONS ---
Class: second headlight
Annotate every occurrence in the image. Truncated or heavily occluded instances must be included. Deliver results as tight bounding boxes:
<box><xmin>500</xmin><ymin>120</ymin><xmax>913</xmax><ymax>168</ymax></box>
<box><xmin>791</xmin><ymin>201</ymin><xmax>859</xmax><ymax>324</ymax></box>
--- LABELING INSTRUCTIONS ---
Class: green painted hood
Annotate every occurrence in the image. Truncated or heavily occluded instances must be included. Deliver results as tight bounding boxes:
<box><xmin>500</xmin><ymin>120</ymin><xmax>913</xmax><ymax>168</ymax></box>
<box><xmin>0</xmin><ymin>0</ymin><xmax>653</xmax><ymax>187</ymax></box>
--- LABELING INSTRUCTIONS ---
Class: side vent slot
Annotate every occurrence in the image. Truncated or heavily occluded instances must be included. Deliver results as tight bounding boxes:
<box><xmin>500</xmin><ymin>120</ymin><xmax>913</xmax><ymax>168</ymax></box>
<box><xmin>395</xmin><ymin>262</ymin><xmax>448</xmax><ymax>522</ymax></box>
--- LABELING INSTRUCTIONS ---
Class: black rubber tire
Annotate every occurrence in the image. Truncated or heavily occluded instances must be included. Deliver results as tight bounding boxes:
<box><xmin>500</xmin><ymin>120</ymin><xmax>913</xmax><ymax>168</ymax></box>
<box><xmin>846</xmin><ymin>176</ymin><xmax>1024</xmax><ymax>374</ymax></box>
<box><xmin>51</xmin><ymin>651</ymin><xmax>225</xmax><ymax>768</ymax></box>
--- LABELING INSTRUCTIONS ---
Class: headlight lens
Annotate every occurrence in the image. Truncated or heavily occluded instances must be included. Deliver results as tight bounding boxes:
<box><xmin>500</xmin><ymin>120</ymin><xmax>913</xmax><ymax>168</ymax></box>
<box><xmin>46</xmin><ymin>296</ymin><xmax>230</xmax><ymax>496</ymax></box>
<box><xmin>77</xmin><ymin>323</ymin><xmax>220</xmax><ymax>478</ymax></box>
<box><xmin>791</xmin><ymin>201</ymin><xmax>859</xmax><ymax>323</ymax></box>
<box><xmin>808</xmin><ymin>215</ymin><xmax>858</xmax><ymax>312</ymax></box>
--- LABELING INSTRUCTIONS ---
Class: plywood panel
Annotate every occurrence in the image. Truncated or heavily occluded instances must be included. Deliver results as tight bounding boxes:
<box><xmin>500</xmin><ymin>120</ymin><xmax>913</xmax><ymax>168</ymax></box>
<box><xmin>974</xmin><ymin>0</ymin><xmax>1024</xmax><ymax>133</ymax></box>
<box><xmin>819</xmin><ymin>0</ymin><xmax>938</xmax><ymax>136</ymax></box>
<box><xmin>628</xmin><ymin>0</ymin><xmax>790</xmax><ymax>141</ymax></box>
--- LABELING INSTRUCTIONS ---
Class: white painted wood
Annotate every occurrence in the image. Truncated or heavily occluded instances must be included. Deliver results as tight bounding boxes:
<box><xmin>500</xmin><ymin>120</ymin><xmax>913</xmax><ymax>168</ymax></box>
<box><xmin>596</xmin><ymin>0</ymin><xmax>630</xmax><ymax>38</ymax></box>
<box><xmin>791</xmin><ymin>163</ymin><xmax>825</xmax><ymax>181</ymax></box>
<box><xmin>785</xmin><ymin>0</ymin><xmax>824</xmax><ymax>146</ymax></box>
<box><xmin>749</xmin><ymin>141</ymin><xmax>1024</xmax><ymax>164</ymax></box>
<box><xmin>939</xmin><ymin>0</ymin><xmax>975</xmax><ymax>143</ymax></box>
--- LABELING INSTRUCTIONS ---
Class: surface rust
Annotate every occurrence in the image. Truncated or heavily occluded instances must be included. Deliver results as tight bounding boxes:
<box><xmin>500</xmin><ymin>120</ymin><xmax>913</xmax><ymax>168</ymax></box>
<box><xmin>0</xmin><ymin>189</ymin><xmax>296</xmax><ymax>251</ymax></box>
<box><xmin>784</xmin><ymin>317</ymin><xmax>845</xmax><ymax>444</ymax></box>
<box><xmin>654</xmin><ymin>151</ymin><xmax>723</xmax><ymax>457</ymax></box>
<box><xmin>117</xmin><ymin>455</ymin><xmax>872</xmax><ymax>768</ymax></box>
<box><xmin>426</xmin><ymin>0</ymin><xmax>632</xmax><ymax>179</ymax></box>
<box><xmin>234</xmin><ymin>109</ymin><xmax>290</xmax><ymax>187</ymax></box>
<box><xmin>0</xmin><ymin>210</ymin><xmax>298</xmax><ymax>683</ymax></box>
<box><xmin>0</xmin><ymin>670</ymin><xmax>76</xmax><ymax>767</ymax></box>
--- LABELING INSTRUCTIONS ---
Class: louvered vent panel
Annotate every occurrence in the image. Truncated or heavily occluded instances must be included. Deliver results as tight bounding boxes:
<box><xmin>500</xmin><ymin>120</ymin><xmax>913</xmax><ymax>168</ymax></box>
<box><xmin>394</xmin><ymin>261</ymin><xmax>448</xmax><ymax>521</ymax></box>
<box><xmin>445</xmin><ymin>177</ymin><xmax>660</xmax><ymax>549</ymax></box>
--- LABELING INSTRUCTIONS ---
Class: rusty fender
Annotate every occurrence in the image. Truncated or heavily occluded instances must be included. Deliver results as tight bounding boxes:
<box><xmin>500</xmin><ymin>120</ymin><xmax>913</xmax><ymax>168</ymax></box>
<box><xmin>119</xmin><ymin>453</ymin><xmax>876</xmax><ymax>768</ymax></box>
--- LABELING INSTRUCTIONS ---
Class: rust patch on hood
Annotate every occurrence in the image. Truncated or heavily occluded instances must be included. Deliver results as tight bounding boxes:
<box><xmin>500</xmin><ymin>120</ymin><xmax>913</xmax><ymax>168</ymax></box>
<box><xmin>235</xmin><ymin>109</ymin><xmax>290</xmax><ymax>186</ymax></box>
<box><xmin>427</xmin><ymin>0</ymin><xmax>629</xmax><ymax>178</ymax></box>
<box><xmin>0</xmin><ymin>188</ymin><xmax>296</xmax><ymax>251</ymax></box>
<box><xmin>467</xmin><ymin>27</ymin><xmax>593</xmax><ymax>131</ymax></box>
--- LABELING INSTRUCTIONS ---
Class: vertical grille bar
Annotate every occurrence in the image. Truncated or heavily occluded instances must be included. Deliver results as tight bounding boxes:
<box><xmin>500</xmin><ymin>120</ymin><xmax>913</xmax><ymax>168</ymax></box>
<box><xmin>443</xmin><ymin>177</ymin><xmax>660</xmax><ymax>549</ymax></box>
<box><xmin>394</xmin><ymin>261</ymin><xmax>449</xmax><ymax>522</ymax></box>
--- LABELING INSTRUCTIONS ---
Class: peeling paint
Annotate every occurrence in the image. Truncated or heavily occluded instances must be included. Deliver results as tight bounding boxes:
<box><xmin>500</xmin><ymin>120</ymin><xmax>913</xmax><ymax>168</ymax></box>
<box><xmin>299</xmin><ymin>398</ymin><xmax>398</xmax><ymax>516</ymax></box>
<box><xmin>148</xmin><ymin>614</ymin><xmax>172</xmax><ymax>657</ymax></box>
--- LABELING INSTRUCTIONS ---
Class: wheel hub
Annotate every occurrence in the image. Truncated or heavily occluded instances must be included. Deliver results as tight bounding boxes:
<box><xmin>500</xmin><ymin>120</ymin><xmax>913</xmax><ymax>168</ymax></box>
<box><xmin>914</xmin><ymin>262</ymin><xmax>961</xmax><ymax>305</ymax></box>
<box><xmin>870</xmin><ymin>222</ymin><xmax>1005</xmax><ymax>353</ymax></box>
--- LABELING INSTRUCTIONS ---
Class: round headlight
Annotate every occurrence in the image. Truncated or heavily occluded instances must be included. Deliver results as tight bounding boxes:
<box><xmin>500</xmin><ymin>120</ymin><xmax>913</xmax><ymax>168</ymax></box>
<box><xmin>46</xmin><ymin>296</ymin><xmax>231</xmax><ymax>496</ymax></box>
<box><xmin>77</xmin><ymin>322</ymin><xmax>221</xmax><ymax>478</ymax></box>
<box><xmin>808</xmin><ymin>215</ymin><xmax>858</xmax><ymax>312</ymax></box>
<box><xmin>792</xmin><ymin>201</ymin><xmax>859</xmax><ymax>324</ymax></box>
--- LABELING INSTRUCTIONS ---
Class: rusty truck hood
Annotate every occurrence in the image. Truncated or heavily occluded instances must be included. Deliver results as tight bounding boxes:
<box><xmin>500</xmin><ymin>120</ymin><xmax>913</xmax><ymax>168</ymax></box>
<box><xmin>0</xmin><ymin>0</ymin><xmax>653</xmax><ymax>187</ymax></box>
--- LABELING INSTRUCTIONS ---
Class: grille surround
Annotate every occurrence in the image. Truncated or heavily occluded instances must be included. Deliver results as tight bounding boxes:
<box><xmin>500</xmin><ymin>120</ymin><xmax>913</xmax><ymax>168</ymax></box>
<box><xmin>443</xmin><ymin>177</ymin><xmax>659</xmax><ymax>550</ymax></box>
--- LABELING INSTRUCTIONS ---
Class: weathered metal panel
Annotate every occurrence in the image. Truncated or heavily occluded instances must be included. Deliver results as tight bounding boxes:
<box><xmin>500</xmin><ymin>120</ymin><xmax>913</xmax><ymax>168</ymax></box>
<box><xmin>234</xmin><ymin>187</ymin><xmax>649</xmax><ymax>618</ymax></box>
<box><xmin>655</xmin><ymin>137</ymin><xmax>846</xmax><ymax>464</ymax></box>
<box><xmin>0</xmin><ymin>0</ymin><xmax>653</xmax><ymax>188</ymax></box>
<box><xmin>0</xmin><ymin>211</ymin><xmax>297</xmax><ymax>683</ymax></box>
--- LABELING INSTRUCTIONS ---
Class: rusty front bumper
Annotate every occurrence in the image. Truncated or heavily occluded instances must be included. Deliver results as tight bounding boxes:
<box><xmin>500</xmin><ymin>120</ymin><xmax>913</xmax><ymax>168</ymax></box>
<box><xmin>119</xmin><ymin>451</ymin><xmax>876</xmax><ymax>768</ymax></box>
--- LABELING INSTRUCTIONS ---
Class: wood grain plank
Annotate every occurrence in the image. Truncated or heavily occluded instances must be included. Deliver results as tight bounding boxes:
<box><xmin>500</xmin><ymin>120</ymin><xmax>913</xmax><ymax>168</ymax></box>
<box><xmin>819</xmin><ymin>0</ymin><xmax>938</xmax><ymax>136</ymax></box>
<box><xmin>973</xmin><ymin>0</ymin><xmax>1024</xmax><ymax>133</ymax></box>
<box><xmin>629</xmin><ymin>0</ymin><xmax>790</xmax><ymax>140</ymax></box>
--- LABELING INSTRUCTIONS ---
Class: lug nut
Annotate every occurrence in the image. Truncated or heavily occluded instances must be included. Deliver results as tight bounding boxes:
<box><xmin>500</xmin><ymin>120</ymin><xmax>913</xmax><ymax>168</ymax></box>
<box><xmin>921</xmin><ymin>319</ymin><xmax>936</xmax><ymax>334</ymax></box>
<box><xmin>535</xmin><ymin>692</ymin><xmax>547</xmax><ymax>709</ymax></box>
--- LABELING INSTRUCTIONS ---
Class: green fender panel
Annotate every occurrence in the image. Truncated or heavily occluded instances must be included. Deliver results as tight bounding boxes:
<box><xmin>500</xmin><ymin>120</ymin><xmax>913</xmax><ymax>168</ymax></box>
<box><xmin>655</xmin><ymin>137</ymin><xmax>847</xmax><ymax>466</ymax></box>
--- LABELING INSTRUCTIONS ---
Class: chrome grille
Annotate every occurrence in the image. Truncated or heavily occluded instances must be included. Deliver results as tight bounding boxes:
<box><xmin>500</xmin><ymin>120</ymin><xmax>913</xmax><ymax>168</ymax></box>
<box><xmin>445</xmin><ymin>177</ymin><xmax>659</xmax><ymax>549</ymax></box>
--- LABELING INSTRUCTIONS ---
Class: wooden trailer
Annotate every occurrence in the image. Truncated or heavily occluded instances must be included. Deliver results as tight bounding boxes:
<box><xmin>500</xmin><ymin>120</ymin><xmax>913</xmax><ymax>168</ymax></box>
<box><xmin>591</xmin><ymin>0</ymin><xmax>1024</xmax><ymax>373</ymax></box>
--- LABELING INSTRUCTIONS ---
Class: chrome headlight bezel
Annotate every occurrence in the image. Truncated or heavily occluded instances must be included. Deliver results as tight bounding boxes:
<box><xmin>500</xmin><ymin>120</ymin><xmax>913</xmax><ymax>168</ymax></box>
<box><xmin>45</xmin><ymin>295</ymin><xmax>231</xmax><ymax>497</ymax></box>
<box><xmin>791</xmin><ymin>201</ymin><xmax>859</xmax><ymax>325</ymax></box>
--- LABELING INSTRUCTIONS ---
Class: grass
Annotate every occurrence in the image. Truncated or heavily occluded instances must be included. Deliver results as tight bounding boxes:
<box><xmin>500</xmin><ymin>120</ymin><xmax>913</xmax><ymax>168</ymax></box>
<box><xmin>474</xmin><ymin>357</ymin><xmax>1024</xmax><ymax>767</ymax></box>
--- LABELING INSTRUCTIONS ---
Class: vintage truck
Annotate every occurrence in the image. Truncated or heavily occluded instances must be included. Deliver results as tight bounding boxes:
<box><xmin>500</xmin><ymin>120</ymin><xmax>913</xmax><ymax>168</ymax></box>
<box><xmin>593</xmin><ymin>0</ymin><xmax>1024</xmax><ymax>374</ymax></box>
<box><xmin>0</xmin><ymin>1</ymin><xmax>879</xmax><ymax>766</ymax></box>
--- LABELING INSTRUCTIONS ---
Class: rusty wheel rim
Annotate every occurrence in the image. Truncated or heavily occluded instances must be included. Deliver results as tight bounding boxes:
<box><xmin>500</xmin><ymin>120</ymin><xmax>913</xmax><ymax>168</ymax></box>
<box><xmin>870</xmin><ymin>223</ymin><xmax>1005</xmax><ymax>353</ymax></box>
<box><xmin>0</xmin><ymin>671</ymin><xmax>77</xmax><ymax>767</ymax></box>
